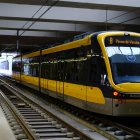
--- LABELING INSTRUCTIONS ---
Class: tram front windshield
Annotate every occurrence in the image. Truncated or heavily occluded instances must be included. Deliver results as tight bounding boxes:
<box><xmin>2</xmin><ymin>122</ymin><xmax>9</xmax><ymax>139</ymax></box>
<box><xmin>105</xmin><ymin>35</ymin><xmax>140</xmax><ymax>84</ymax></box>
<box><xmin>106</xmin><ymin>46</ymin><xmax>140</xmax><ymax>84</ymax></box>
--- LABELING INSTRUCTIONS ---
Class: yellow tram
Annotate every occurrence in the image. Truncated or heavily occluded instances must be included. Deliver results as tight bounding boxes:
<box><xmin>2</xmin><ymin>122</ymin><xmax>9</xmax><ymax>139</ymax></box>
<box><xmin>12</xmin><ymin>31</ymin><xmax>140</xmax><ymax>116</ymax></box>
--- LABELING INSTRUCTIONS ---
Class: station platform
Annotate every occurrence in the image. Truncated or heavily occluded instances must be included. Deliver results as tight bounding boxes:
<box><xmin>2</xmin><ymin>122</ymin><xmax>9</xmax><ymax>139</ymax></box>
<box><xmin>0</xmin><ymin>107</ymin><xmax>16</xmax><ymax>140</ymax></box>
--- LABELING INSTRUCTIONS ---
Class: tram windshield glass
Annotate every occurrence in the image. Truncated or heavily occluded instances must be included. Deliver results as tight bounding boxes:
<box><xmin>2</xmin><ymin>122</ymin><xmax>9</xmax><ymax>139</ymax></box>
<box><xmin>105</xmin><ymin>36</ymin><xmax>140</xmax><ymax>84</ymax></box>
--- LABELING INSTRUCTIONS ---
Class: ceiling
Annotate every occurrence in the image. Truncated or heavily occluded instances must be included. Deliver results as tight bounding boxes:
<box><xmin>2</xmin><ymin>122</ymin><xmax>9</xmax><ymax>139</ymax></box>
<box><xmin>0</xmin><ymin>0</ymin><xmax>140</xmax><ymax>54</ymax></box>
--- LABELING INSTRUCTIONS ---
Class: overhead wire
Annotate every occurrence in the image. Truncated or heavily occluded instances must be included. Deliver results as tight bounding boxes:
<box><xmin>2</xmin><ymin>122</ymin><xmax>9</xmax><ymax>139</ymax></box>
<box><xmin>119</xmin><ymin>15</ymin><xmax>140</xmax><ymax>24</ymax></box>
<box><xmin>104</xmin><ymin>8</ymin><xmax>140</xmax><ymax>31</ymax></box>
<box><xmin>105</xmin><ymin>8</ymin><xmax>140</xmax><ymax>22</ymax></box>
<box><xmin>19</xmin><ymin>0</ymin><xmax>59</xmax><ymax>37</ymax></box>
<box><xmin>21</xmin><ymin>0</ymin><xmax>49</xmax><ymax>30</ymax></box>
<box><xmin>20</xmin><ymin>1</ymin><xmax>139</xmax><ymax>36</ymax></box>
<box><xmin>19</xmin><ymin>1</ymin><xmax>139</xmax><ymax>37</ymax></box>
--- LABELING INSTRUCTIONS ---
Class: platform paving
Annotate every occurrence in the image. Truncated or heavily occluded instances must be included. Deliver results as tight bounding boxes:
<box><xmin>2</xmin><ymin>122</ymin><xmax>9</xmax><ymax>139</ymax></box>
<box><xmin>0</xmin><ymin>107</ymin><xmax>16</xmax><ymax>140</ymax></box>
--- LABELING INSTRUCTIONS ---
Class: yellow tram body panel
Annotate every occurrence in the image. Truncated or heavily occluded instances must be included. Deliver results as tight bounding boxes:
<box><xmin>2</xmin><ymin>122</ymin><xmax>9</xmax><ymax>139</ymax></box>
<box><xmin>116</xmin><ymin>83</ymin><xmax>140</xmax><ymax>92</ymax></box>
<box><xmin>13</xmin><ymin>73</ymin><xmax>105</xmax><ymax>104</ymax></box>
<box><xmin>86</xmin><ymin>86</ymin><xmax>105</xmax><ymax>104</ymax></box>
<box><xmin>48</xmin><ymin>79</ymin><xmax>57</xmax><ymax>92</ymax></box>
<box><xmin>19</xmin><ymin>35</ymin><xmax>92</xmax><ymax>59</ymax></box>
<box><xmin>48</xmin><ymin>79</ymin><xmax>105</xmax><ymax>104</ymax></box>
<box><xmin>21</xmin><ymin>74</ymin><xmax>39</xmax><ymax>86</ymax></box>
<box><xmin>12</xmin><ymin>73</ymin><xmax>20</xmax><ymax>80</ymax></box>
<box><xmin>42</xmin><ymin>35</ymin><xmax>92</xmax><ymax>55</ymax></box>
<box><xmin>40</xmin><ymin>78</ymin><xmax>47</xmax><ymax>89</ymax></box>
<box><xmin>64</xmin><ymin>82</ymin><xmax>87</xmax><ymax>101</ymax></box>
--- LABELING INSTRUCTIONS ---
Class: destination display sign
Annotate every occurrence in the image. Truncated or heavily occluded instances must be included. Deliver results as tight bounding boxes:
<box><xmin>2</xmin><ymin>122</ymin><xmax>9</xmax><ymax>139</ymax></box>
<box><xmin>105</xmin><ymin>36</ymin><xmax>140</xmax><ymax>47</ymax></box>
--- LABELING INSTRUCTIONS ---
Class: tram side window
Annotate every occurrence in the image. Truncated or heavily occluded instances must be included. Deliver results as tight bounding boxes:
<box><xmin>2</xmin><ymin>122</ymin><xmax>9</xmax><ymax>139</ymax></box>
<box><xmin>50</xmin><ymin>62</ymin><xmax>57</xmax><ymax>80</ymax></box>
<box><xmin>64</xmin><ymin>47</ymin><xmax>89</xmax><ymax>85</ymax></box>
<box><xmin>12</xmin><ymin>60</ymin><xmax>21</xmax><ymax>73</ymax></box>
<box><xmin>42</xmin><ymin>63</ymin><xmax>50</xmax><ymax>79</ymax></box>
<box><xmin>75</xmin><ymin>47</ymin><xmax>89</xmax><ymax>85</ymax></box>
<box><xmin>33</xmin><ymin>65</ymin><xmax>39</xmax><ymax>76</ymax></box>
<box><xmin>57</xmin><ymin>52</ymin><xmax>65</xmax><ymax>81</ymax></box>
<box><xmin>74</xmin><ymin>59</ymin><xmax>87</xmax><ymax>84</ymax></box>
<box><xmin>35</xmin><ymin>56</ymin><xmax>39</xmax><ymax>77</ymax></box>
<box><xmin>41</xmin><ymin>63</ymin><xmax>47</xmax><ymax>78</ymax></box>
<box><xmin>88</xmin><ymin>56</ymin><xmax>101</xmax><ymax>85</ymax></box>
<box><xmin>45</xmin><ymin>54</ymin><xmax>56</xmax><ymax>80</ymax></box>
<box><xmin>30</xmin><ymin>56</ymin><xmax>39</xmax><ymax>77</ymax></box>
<box><xmin>65</xmin><ymin>61</ymin><xmax>75</xmax><ymax>82</ymax></box>
<box><xmin>65</xmin><ymin>47</ymin><xmax>88</xmax><ymax>84</ymax></box>
<box><xmin>64</xmin><ymin>50</ymin><xmax>75</xmax><ymax>82</ymax></box>
<box><xmin>41</xmin><ymin>55</ymin><xmax>46</xmax><ymax>78</ymax></box>
<box><xmin>41</xmin><ymin>63</ymin><xmax>45</xmax><ymax>78</ymax></box>
<box><xmin>41</xmin><ymin>55</ymin><xmax>50</xmax><ymax>79</ymax></box>
<box><xmin>12</xmin><ymin>61</ymin><xmax>16</xmax><ymax>72</ymax></box>
<box><xmin>100</xmin><ymin>58</ymin><xmax>108</xmax><ymax>85</ymax></box>
<box><xmin>41</xmin><ymin>53</ymin><xmax>58</xmax><ymax>80</ymax></box>
<box><xmin>87</xmin><ymin>39</ymin><xmax>102</xmax><ymax>85</ymax></box>
<box><xmin>23</xmin><ymin>58</ymin><xmax>30</xmax><ymax>75</ymax></box>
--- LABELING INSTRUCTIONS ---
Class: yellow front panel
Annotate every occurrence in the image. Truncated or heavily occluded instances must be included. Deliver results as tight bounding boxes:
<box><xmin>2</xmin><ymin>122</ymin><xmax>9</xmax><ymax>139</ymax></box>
<box><xmin>87</xmin><ymin>86</ymin><xmax>105</xmax><ymax>104</ymax></box>
<box><xmin>116</xmin><ymin>83</ymin><xmax>140</xmax><ymax>92</ymax></box>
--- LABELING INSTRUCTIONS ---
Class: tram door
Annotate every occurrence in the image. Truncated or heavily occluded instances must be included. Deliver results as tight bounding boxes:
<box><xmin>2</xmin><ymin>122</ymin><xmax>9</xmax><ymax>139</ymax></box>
<box><xmin>56</xmin><ymin>61</ymin><xmax>64</xmax><ymax>100</ymax></box>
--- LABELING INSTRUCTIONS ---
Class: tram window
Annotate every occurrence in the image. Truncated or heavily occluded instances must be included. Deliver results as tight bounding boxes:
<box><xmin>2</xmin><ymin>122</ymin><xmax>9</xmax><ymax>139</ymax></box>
<box><xmin>100</xmin><ymin>58</ymin><xmax>108</xmax><ymax>85</ymax></box>
<box><xmin>42</xmin><ymin>63</ymin><xmax>45</xmax><ymax>78</ymax></box>
<box><xmin>41</xmin><ymin>56</ymin><xmax>44</xmax><ymax>78</ymax></box>
<box><xmin>28</xmin><ymin>56</ymin><xmax>39</xmax><ymax>77</ymax></box>
<box><xmin>50</xmin><ymin>57</ymin><xmax>53</xmax><ymax>79</ymax></box>
<box><xmin>100</xmin><ymin>58</ymin><xmax>106</xmax><ymax>74</ymax></box>
<box><xmin>41</xmin><ymin>55</ymin><xmax>49</xmax><ymax>78</ymax></box>
<box><xmin>56</xmin><ymin>51</ymin><xmax>65</xmax><ymax>81</ymax></box>
<box><xmin>64</xmin><ymin>49</ymin><xmax>75</xmax><ymax>82</ymax></box>
<box><xmin>92</xmin><ymin>38</ymin><xmax>101</xmax><ymax>54</ymax></box>
<box><xmin>88</xmin><ymin>56</ymin><xmax>101</xmax><ymax>85</ymax></box>
<box><xmin>42</xmin><ymin>64</ymin><xmax>46</xmax><ymax>78</ymax></box>
<box><xmin>13</xmin><ymin>61</ymin><xmax>21</xmax><ymax>73</ymax></box>
<box><xmin>23</xmin><ymin>58</ymin><xmax>30</xmax><ymax>75</ymax></box>
<box><xmin>42</xmin><ymin>63</ymin><xmax>48</xmax><ymax>79</ymax></box>
<box><xmin>65</xmin><ymin>47</ymin><xmax>89</xmax><ymax>84</ymax></box>
<box><xmin>57</xmin><ymin>61</ymin><xmax>64</xmax><ymax>81</ymax></box>
<box><xmin>30</xmin><ymin>65</ymin><xmax>35</xmax><ymax>76</ymax></box>
<box><xmin>50</xmin><ymin>62</ymin><xmax>57</xmax><ymax>80</ymax></box>
<box><xmin>64</xmin><ymin>61</ymin><xmax>75</xmax><ymax>82</ymax></box>
<box><xmin>32</xmin><ymin>66</ymin><xmax>36</xmax><ymax>76</ymax></box>
<box><xmin>41</xmin><ymin>63</ymin><xmax>45</xmax><ymax>78</ymax></box>
<box><xmin>42</xmin><ymin>53</ymin><xmax>56</xmax><ymax>80</ymax></box>
<box><xmin>74</xmin><ymin>59</ymin><xmax>87</xmax><ymax>84</ymax></box>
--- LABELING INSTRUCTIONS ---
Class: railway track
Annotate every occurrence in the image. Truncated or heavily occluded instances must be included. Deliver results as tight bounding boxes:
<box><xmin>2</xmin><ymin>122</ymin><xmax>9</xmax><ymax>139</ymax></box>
<box><xmin>37</xmin><ymin>96</ymin><xmax>140</xmax><ymax>140</ymax></box>
<box><xmin>1</xmin><ymin>76</ymin><xmax>140</xmax><ymax>140</ymax></box>
<box><xmin>0</xmin><ymin>80</ymin><xmax>100</xmax><ymax>140</ymax></box>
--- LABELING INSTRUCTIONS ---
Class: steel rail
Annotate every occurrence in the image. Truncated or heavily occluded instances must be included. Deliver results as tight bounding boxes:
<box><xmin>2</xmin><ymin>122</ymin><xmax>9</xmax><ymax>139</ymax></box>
<box><xmin>0</xmin><ymin>79</ymin><xmax>95</xmax><ymax>140</ymax></box>
<box><xmin>1</xmin><ymin>76</ymin><xmax>140</xmax><ymax>140</ymax></box>
<box><xmin>0</xmin><ymin>90</ymin><xmax>38</xmax><ymax>140</ymax></box>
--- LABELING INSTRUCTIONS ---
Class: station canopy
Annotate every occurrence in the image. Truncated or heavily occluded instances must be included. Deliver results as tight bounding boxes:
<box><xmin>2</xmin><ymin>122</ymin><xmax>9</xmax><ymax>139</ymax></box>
<box><xmin>0</xmin><ymin>0</ymin><xmax>139</xmax><ymax>54</ymax></box>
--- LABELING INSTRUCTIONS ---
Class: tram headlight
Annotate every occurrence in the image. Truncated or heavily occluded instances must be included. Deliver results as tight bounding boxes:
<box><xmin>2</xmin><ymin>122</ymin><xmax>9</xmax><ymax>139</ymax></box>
<box><xmin>113</xmin><ymin>91</ymin><xmax>119</xmax><ymax>97</ymax></box>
